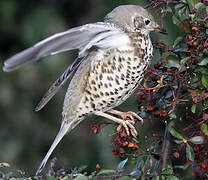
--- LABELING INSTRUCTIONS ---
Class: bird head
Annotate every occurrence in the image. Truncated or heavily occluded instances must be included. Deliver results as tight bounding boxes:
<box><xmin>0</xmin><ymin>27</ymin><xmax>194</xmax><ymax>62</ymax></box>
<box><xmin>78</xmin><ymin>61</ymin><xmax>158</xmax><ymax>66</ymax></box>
<box><xmin>105</xmin><ymin>5</ymin><xmax>167</xmax><ymax>35</ymax></box>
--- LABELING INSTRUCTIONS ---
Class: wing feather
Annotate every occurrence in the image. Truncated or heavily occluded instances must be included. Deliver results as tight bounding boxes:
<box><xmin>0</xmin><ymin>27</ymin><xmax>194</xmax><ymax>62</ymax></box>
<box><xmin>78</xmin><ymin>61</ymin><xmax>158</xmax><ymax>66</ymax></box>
<box><xmin>3</xmin><ymin>23</ymin><xmax>117</xmax><ymax>72</ymax></box>
<box><xmin>35</xmin><ymin>56</ymin><xmax>85</xmax><ymax>111</ymax></box>
<box><xmin>3</xmin><ymin>22</ymin><xmax>131</xmax><ymax>109</ymax></box>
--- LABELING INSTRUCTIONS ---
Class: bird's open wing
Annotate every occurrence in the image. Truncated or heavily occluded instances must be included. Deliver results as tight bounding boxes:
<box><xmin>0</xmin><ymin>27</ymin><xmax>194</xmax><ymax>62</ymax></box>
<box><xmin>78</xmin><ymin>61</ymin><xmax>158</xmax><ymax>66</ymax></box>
<box><xmin>35</xmin><ymin>29</ymin><xmax>130</xmax><ymax>111</ymax></box>
<box><xmin>79</xmin><ymin>28</ymin><xmax>131</xmax><ymax>57</ymax></box>
<box><xmin>4</xmin><ymin>21</ymin><xmax>130</xmax><ymax>110</ymax></box>
<box><xmin>3</xmin><ymin>22</ymin><xmax>115</xmax><ymax>72</ymax></box>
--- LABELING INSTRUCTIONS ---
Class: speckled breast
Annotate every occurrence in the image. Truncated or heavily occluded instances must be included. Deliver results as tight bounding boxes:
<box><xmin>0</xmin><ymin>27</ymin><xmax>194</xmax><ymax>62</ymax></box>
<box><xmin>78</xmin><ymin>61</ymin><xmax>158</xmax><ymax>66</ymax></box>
<box><xmin>79</xmin><ymin>33</ymin><xmax>153</xmax><ymax>115</ymax></box>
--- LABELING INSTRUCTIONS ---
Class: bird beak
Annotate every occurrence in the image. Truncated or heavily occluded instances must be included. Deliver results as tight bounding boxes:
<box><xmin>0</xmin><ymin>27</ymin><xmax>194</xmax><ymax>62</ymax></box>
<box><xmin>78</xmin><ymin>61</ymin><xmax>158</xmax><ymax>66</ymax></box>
<box><xmin>154</xmin><ymin>27</ymin><xmax>168</xmax><ymax>35</ymax></box>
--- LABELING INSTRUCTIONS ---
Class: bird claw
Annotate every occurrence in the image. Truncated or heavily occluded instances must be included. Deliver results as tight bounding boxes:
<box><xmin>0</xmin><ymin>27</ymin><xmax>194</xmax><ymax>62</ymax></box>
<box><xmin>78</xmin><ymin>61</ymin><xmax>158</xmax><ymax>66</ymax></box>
<box><xmin>110</xmin><ymin>110</ymin><xmax>142</xmax><ymax>137</ymax></box>
<box><xmin>116</xmin><ymin>119</ymin><xmax>138</xmax><ymax>138</ymax></box>
<box><xmin>97</xmin><ymin>110</ymin><xmax>140</xmax><ymax>138</ymax></box>
<box><xmin>121</xmin><ymin>111</ymin><xmax>143</xmax><ymax>124</ymax></box>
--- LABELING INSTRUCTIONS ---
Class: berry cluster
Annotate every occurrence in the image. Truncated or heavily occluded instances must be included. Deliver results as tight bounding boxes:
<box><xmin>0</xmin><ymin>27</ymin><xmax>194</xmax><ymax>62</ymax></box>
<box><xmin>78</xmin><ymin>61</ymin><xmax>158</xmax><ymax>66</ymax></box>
<box><xmin>112</xmin><ymin>131</ymin><xmax>139</xmax><ymax>157</ymax></box>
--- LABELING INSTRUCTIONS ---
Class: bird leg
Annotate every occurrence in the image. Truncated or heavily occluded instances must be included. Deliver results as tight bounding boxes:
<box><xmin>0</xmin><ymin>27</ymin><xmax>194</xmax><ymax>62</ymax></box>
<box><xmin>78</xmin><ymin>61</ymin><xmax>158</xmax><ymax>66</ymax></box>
<box><xmin>95</xmin><ymin>111</ymin><xmax>138</xmax><ymax>137</ymax></box>
<box><xmin>108</xmin><ymin>109</ymin><xmax>143</xmax><ymax>123</ymax></box>
<box><xmin>108</xmin><ymin>109</ymin><xmax>144</xmax><ymax>137</ymax></box>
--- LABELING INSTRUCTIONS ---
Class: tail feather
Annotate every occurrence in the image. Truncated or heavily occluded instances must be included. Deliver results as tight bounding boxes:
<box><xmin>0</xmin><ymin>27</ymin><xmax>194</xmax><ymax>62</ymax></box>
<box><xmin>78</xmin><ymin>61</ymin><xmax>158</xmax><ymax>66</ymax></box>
<box><xmin>36</xmin><ymin>121</ymin><xmax>71</xmax><ymax>175</ymax></box>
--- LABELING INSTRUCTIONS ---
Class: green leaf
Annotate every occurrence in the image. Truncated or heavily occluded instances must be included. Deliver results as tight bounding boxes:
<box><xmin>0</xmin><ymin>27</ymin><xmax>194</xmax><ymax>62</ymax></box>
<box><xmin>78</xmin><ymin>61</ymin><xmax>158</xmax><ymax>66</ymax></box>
<box><xmin>169</xmin><ymin>125</ymin><xmax>184</xmax><ymax>139</ymax></box>
<box><xmin>178</xmin><ymin>8</ymin><xmax>188</xmax><ymax>21</ymax></box>
<box><xmin>186</xmin><ymin>143</ymin><xmax>195</xmax><ymax>161</ymax></box>
<box><xmin>78</xmin><ymin>165</ymin><xmax>87</xmax><ymax>173</ymax></box>
<box><xmin>161</xmin><ymin>176</ymin><xmax>166</xmax><ymax>180</ymax></box>
<box><xmin>199</xmin><ymin>67</ymin><xmax>208</xmax><ymax>75</ymax></box>
<box><xmin>166</xmin><ymin>54</ymin><xmax>179</xmax><ymax>61</ymax></box>
<box><xmin>166</xmin><ymin>60</ymin><xmax>180</xmax><ymax>68</ymax></box>
<box><xmin>130</xmin><ymin>169</ymin><xmax>141</xmax><ymax>177</ymax></box>
<box><xmin>118</xmin><ymin>176</ymin><xmax>132</xmax><ymax>180</ymax></box>
<box><xmin>46</xmin><ymin>177</ymin><xmax>57</xmax><ymax>180</ymax></box>
<box><xmin>173</xmin><ymin>36</ymin><xmax>183</xmax><ymax>48</ymax></box>
<box><xmin>161</xmin><ymin>167</ymin><xmax>173</xmax><ymax>175</ymax></box>
<box><xmin>195</xmin><ymin>2</ymin><xmax>206</xmax><ymax>11</ymax></box>
<box><xmin>163</xmin><ymin>6</ymin><xmax>172</xmax><ymax>13</ymax></box>
<box><xmin>117</xmin><ymin>158</ymin><xmax>128</xmax><ymax>171</ymax></box>
<box><xmin>61</xmin><ymin>176</ymin><xmax>70</xmax><ymax>180</ymax></box>
<box><xmin>169</xmin><ymin>113</ymin><xmax>177</xmax><ymax>119</ymax></box>
<box><xmin>172</xmin><ymin>15</ymin><xmax>181</xmax><ymax>25</ymax></box>
<box><xmin>156</xmin><ymin>176</ymin><xmax>160</xmax><ymax>180</ymax></box>
<box><xmin>74</xmin><ymin>174</ymin><xmax>88</xmax><ymax>180</ymax></box>
<box><xmin>191</xmin><ymin>104</ymin><xmax>196</xmax><ymax>113</ymax></box>
<box><xmin>187</xmin><ymin>0</ymin><xmax>198</xmax><ymax>9</ymax></box>
<box><xmin>180</xmin><ymin>57</ymin><xmax>189</xmax><ymax>64</ymax></box>
<box><xmin>202</xmin><ymin>75</ymin><xmax>208</xmax><ymax>89</ymax></box>
<box><xmin>189</xmin><ymin>136</ymin><xmax>204</xmax><ymax>144</ymax></box>
<box><xmin>174</xmin><ymin>139</ymin><xmax>183</xmax><ymax>144</ymax></box>
<box><xmin>166</xmin><ymin>176</ymin><xmax>179</xmax><ymax>180</ymax></box>
<box><xmin>200</xmin><ymin>123</ymin><xmax>208</xmax><ymax>135</ymax></box>
<box><xmin>97</xmin><ymin>169</ymin><xmax>116</xmax><ymax>176</ymax></box>
<box><xmin>180</xmin><ymin>43</ymin><xmax>189</xmax><ymax>51</ymax></box>
<box><xmin>198</xmin><ymin>58</ymin><xmax>208</xmax><ymax>66</ymax></box>
<box><xmin>161</xmin><ymin>175</ymin><xmax>179</xmax><ymax>180</ymax></box>
<box><xmin>175</xmin><ymin>3</ymin><xmax>185</xmax><ymax>11</ymax></box>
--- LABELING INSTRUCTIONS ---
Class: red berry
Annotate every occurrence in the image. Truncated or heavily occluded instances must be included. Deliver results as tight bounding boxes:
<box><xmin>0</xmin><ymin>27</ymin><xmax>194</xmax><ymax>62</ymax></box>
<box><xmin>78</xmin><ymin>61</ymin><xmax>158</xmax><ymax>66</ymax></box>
<box><xmin>122</xmin><ymin>141</ymin><xmax>128</xmax><ymax>147</ymax></box>
<box><xmin>147</xmin><ymin>106</ymin><xmax>154</xmax><ymax>111</ymax></box>
<box><xmin>192</xmin><ymin>172</ymin><xmax>196</xmax><ymax>176</ymax></box>
<box><xmin>128</xmin><ymin>142</ymin><xmax>139</xmax><ymax>149</ymax></box>
<box><xmin>160</xmin><ymin>110</ymin><xmax>167</xmax><ymax>117</ymax></box>
<box><xmin>173</xmin><ymin>152</ymin><xmax>180</xmax><ymax>158</ymax></box>
<box><xmin>203</xmin><ymin>113</ymin><xmax>208</xmax><ymax>120</ymax></box>
<box><xmin>192</xmin><ymin>26</ymin><xmax>199</xmax><ymax>31</ymax></box>
<box><xmin>120</xmin><ymin>131</ymin><xmax>127</xmax><ymax>137</ymax></box>
<box><xmin>194</xmin><ymin>146</ymin><xmax>199</xmax><ymax>153</ymax></box>
<box><xmin>161</xmin><ymin>59</ymin><xmax>167</xmax><ymax>64</ymax></box>
<box><xmin>112</xmin><ymin>150</ymin><xmax>118</xmax><ymax>155</ymax></box>
<box><xmin>96</xmin><ymin>164</ymin><xmax>101</xmax><ymax>170</ymax></box>
<box><xmin>93</xmin><ymin>128</ymin><xmax>98</xmax><ymax>134</ymax></box>
<box><xmin>119</xmin><ymin>147</ymin><xmax>125</xmax><ymax>154</ymax></box>
<box><xmin>201</xmin><ymin>163</ymin><xmax>207</xmax><ymax>169</ymax></box>
<box><xmin>192</xmin><ymin>8</ymin><xmax>198</xmax><ymax>13</ymax></box>
<box><xmin>188</xmin><ymin>35</ymin><xmax>193</xmax><ymax>41</ymax></box>
<box><xmin>193</xmin><ymin>41</ymin><xmax>198</xmax><ymax>47</ymax></box>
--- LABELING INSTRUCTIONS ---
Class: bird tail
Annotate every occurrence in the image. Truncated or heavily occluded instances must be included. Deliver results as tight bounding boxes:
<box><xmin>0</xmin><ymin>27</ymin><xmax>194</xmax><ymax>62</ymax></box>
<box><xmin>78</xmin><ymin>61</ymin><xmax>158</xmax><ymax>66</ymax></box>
<box><xmin>36</xmin><ymin>120</ymin><xmax>74</xmax><ymax>175</ymax></box>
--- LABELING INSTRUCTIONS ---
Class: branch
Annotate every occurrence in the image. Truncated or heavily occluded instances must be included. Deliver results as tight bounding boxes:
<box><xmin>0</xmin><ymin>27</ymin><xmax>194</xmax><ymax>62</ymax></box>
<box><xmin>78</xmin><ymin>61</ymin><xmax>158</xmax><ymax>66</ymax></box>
<box><xmin>160</xmin><ymin>121</ymin><xmax>170</xmax><ymax>172</ymax></box>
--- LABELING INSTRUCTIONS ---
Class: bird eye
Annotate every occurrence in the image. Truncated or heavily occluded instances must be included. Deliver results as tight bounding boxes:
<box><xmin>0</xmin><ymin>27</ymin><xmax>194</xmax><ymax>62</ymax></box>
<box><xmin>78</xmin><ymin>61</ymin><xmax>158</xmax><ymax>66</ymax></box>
<box><xmin>144</xmin><ymin>19</ymin><xmax>151</xmax><ymax>26</ymax></box>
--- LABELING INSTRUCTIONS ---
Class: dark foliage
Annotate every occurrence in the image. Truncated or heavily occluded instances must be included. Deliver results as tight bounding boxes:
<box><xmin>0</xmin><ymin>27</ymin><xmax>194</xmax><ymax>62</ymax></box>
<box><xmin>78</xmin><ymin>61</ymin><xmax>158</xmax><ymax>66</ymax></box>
<box><xmin>0</xmin><ymin>0</ymin><xmax>208</xmax><ymax>179</ymax></box>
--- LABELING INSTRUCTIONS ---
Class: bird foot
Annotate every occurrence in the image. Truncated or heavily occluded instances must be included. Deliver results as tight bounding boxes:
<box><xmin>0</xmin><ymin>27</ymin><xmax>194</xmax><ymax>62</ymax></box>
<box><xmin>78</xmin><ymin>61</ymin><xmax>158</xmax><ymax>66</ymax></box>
<box><xmin>95</xmin><ymin>111</ymin><xmax>138</xmax><ymax>137</ymax></box>
<box><xmin>107</xmin><ymin>109</ymin><xmax>143</xmax><ymax>137</ymax></box>
<box><xmin>116</xmin><ymin>120</ymin><xmax>138</xmax><ymax>138</ymax></box>
<box><xmin>119</xmin><ymin>111</ymin><xmax>143</xmax><ymax>124</ymax></box>
<box><xmin>108</xmin><ymin>109</ymin><xmax>143</xmax><ymax>123</ymax></box>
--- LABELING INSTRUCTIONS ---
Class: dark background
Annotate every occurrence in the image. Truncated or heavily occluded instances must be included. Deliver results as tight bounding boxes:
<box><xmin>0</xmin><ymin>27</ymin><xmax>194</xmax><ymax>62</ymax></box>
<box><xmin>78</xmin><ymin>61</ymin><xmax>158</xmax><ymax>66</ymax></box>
<box><xmin>0</xmin><ymin>0</ymin><xmax>180</xmax><ymax>175</ymax></box>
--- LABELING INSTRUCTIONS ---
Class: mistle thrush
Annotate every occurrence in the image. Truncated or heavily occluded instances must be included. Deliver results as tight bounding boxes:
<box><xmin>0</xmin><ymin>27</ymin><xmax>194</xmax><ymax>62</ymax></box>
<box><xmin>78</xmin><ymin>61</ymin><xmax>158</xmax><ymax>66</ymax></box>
<box><xmin>3</xmin><ymin>5</ymin><xmax>167</xmax><ymax>174</ymax></box>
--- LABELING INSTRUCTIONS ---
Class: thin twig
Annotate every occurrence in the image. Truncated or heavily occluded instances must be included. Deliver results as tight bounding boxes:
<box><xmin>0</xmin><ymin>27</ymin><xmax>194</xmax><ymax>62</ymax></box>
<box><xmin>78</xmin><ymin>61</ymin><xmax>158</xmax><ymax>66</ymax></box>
<box><xmin>160</xmin><ymin>121</ymin><xmax>170</xmax><ymax>172</ymax></box>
